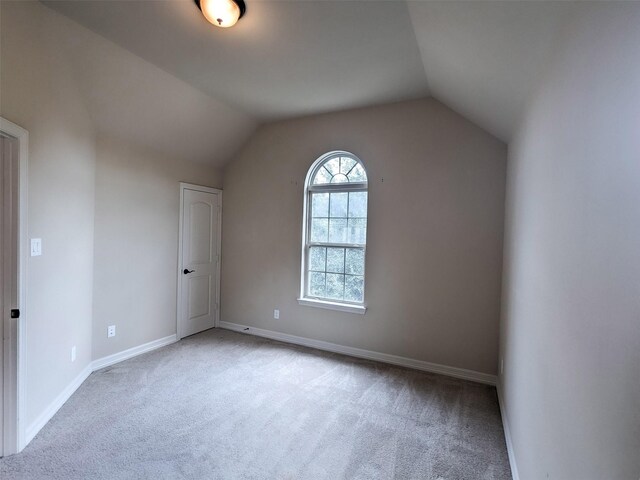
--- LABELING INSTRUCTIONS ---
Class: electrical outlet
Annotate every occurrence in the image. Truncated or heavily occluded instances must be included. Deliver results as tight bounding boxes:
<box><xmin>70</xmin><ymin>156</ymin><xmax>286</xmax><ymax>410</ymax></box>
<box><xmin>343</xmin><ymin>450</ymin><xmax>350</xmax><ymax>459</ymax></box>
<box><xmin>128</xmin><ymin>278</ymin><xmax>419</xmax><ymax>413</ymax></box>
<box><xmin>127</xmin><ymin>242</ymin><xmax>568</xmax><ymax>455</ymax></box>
<box><xmin>108</xmin><ymin>325</ymin><xmax>116</xmax><ymax>338</ymax></box>
<box><xmin>71</xmin><ymin>346</ymin><xmax>76</xmax><ymax>362</ymax></box>
<box><xmin>500</xmin><ymin>358</ymin><xmax>504</xmax><ymax>375</ymax></box>
<box><xmin>273</xmin><ymin>309</ymin><xmax>280</xmax><ymax>319</ymax></box>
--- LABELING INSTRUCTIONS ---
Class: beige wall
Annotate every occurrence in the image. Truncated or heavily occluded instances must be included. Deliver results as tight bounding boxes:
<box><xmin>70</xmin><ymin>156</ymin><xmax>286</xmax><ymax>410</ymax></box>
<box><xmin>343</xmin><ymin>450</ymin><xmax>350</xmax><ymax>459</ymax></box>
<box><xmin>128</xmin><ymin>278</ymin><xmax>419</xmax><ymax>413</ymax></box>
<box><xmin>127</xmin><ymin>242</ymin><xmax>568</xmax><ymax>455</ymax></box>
<box><xmin>1</xmin><ymin>1</ymin><xmax>96</xmax><ymax>427</ymax></box>
<box><xmin>500</xmin><ymin>3</ymin><xmax>640</xmax><ymax>479</ymax></box>
<box><xmin>0</xmin><ymin>1</ymin><xmax>227</xmax><ymax>433</ymax></box>
<box><xmin>92</xmin><ymin>134</ymin><xmax>221</xmax><ymax>359</ymax></box>
<box><xmin>222</xmin><ymin>98</ymin><xmax>506</xmax><ymax>375</ymax></box>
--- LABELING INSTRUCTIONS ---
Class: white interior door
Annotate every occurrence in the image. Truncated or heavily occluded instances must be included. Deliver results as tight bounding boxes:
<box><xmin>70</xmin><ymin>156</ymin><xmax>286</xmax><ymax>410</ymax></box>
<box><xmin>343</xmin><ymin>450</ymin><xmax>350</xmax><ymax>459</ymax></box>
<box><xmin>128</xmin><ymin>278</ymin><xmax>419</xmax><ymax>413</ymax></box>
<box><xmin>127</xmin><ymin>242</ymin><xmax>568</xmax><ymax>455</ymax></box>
<box><xmin>1</xmin><ymin>134</ymin><xmax>19</xmax><ymax>456</ymax></box>
<box><xmin>0</xmin><ymin>118</ymin><xmax>27</xmax><ymax>456</ymax></box>
<box><xmin>179</xmin><ymin>186</ymin><xmax>221</xmax><ymax>339</ymax></box>
<box><xmin>1</xmin><ymin>136</ymin><xmax>5</xmax><ymax>457</ymax></box>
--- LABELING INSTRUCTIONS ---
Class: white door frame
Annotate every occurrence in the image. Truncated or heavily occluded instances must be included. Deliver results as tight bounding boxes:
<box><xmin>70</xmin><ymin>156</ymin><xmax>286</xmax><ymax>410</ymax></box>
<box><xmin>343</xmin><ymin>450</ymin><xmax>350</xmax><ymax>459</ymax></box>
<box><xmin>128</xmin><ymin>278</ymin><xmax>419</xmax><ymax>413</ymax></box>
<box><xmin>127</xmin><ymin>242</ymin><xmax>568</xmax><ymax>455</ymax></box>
<box><xmin>176</xmin><ymin>183</ymin><xmax>222</xmax><ymax>339</ymax></box>
<box><xmin>1</xmin><ymin>117</ymin><xmax>28</xmax><ymax>455</ymax></box>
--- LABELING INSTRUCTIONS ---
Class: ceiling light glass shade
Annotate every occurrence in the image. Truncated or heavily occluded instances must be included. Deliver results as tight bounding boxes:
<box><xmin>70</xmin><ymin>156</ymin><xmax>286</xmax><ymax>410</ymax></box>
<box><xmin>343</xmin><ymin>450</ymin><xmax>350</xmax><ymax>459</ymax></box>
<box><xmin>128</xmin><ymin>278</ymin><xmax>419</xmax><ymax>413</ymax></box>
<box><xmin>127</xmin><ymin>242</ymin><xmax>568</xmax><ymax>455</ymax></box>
<box><xmin>199</xmin><ymin>0</ymin><xmax>243</xmax><ymax>28</ymax></box>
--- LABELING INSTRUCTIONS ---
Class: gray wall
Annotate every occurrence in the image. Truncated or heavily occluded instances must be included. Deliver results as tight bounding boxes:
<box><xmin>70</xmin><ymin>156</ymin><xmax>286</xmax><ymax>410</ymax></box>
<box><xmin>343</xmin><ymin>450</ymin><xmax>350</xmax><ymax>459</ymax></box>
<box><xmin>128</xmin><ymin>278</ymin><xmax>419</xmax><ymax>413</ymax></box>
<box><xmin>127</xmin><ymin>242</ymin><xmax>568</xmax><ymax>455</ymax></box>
<box><xmin>222</xmin><ymin>98</ymin><xmax>506</xmax><ymax>375</ymax></box>
<box><xmin>500</xmin><ymin>3</ymin><xmax>640</xmax><ymax>479</ymax></box>
<box><xmin>1</xmin><ymin>1</ymin><xmax>96</xmax><ymax>427</ymax></box>
<box><xmin>92</xmin><ymin>134</ymin><xmax>221</xmax><ymax>359</ymax></box>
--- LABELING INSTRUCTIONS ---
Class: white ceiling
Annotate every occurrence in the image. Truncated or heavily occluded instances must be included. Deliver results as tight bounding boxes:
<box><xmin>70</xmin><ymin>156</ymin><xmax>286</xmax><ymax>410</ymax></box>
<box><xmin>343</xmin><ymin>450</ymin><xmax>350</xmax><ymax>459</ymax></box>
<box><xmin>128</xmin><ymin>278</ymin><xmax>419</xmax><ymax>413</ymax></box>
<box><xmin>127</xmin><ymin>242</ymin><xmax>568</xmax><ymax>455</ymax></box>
<box><xmin>408</xmin><ymin>1</ymin><xmax>577</xmax><ymax>141</ymax></box>
<box><xmin>42</xmin><ymin>0</ymin><xmax>429</xmax><ymax>121</ymax></box>
<box><xmin>42</xmin><ymin>0</ymin><xmax>584</xmax><ymax>144</ymax></box>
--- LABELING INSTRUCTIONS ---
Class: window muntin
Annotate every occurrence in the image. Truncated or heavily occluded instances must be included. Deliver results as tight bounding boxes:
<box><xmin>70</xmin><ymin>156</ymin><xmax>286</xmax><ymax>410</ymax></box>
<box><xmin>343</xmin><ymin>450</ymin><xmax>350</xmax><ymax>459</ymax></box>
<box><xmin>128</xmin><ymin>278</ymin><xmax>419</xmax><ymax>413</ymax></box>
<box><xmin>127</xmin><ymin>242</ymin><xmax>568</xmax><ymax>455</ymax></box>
<box><xmin>302</xmin><ymin>152</ymin><xmax>368</xmax><ymax>306</ymax></box>
<box><xmin>311</xmin><ymin>155</ymin><xmax>367</xmax><ymax>185</ymax></box>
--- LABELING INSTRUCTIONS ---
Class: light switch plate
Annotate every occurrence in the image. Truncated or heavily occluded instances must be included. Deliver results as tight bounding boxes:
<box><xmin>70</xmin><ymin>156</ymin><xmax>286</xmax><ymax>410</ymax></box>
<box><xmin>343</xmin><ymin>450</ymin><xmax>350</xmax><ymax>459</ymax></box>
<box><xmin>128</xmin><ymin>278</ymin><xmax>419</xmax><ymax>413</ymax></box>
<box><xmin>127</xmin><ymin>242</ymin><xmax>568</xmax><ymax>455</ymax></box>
<box><xmin>30</xmin><ymin>238</ymin><xmax>42</xmax><ymax>256</ymax></box>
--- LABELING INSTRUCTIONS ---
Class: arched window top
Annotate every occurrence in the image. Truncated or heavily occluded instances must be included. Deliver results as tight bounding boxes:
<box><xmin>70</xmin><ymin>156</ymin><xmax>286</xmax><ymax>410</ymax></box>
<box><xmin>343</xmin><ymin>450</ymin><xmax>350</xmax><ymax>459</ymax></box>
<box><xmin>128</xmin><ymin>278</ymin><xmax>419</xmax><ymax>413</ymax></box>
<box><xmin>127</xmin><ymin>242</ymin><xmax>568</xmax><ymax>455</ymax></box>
<box><xmin>310</xmin><ymin>152</ymin><xmax>367</xmax><ymax>186</ymax></box>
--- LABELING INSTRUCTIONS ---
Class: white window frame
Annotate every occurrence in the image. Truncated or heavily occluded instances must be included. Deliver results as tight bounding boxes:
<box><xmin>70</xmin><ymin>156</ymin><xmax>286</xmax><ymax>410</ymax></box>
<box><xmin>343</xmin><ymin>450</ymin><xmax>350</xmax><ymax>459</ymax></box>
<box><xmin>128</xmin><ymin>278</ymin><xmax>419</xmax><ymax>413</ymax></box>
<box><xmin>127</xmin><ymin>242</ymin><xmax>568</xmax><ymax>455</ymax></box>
<box><xmin>298</xmin><ymin>151</ymin><xmax>368</xmax><ymax>314</ymax></box>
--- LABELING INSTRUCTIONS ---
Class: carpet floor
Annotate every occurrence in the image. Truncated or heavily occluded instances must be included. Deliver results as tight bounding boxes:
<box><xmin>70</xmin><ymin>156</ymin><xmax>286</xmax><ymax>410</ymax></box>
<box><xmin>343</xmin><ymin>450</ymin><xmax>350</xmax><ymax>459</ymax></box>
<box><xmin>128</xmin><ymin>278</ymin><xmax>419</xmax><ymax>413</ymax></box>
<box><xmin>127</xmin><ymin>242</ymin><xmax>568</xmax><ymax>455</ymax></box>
<box><xmin>1</xmin><ymin>328</ymin><xmax>511</xmax><ymax>479</ymax></box>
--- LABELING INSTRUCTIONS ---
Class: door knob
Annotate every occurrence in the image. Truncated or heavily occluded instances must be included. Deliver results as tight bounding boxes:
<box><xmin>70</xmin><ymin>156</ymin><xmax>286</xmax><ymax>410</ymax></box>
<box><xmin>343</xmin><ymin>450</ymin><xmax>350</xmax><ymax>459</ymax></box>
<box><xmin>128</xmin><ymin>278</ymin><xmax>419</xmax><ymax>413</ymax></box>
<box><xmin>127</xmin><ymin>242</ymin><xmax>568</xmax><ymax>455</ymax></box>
<box><xmin>183</xmin><ymin>269</ymin><xmax>195</xmax><ymax>274</ymax></box>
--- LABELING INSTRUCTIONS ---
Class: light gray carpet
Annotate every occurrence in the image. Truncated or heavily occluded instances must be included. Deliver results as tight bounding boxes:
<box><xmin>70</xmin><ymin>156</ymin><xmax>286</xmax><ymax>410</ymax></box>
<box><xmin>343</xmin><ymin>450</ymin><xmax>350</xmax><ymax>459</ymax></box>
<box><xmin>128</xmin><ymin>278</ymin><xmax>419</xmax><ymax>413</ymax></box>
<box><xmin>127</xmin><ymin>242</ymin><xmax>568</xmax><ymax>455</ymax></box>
<box><xmin>1</xmin><ymin>329</ymin><xmax>511</xmax><ymax>479</ymax></box>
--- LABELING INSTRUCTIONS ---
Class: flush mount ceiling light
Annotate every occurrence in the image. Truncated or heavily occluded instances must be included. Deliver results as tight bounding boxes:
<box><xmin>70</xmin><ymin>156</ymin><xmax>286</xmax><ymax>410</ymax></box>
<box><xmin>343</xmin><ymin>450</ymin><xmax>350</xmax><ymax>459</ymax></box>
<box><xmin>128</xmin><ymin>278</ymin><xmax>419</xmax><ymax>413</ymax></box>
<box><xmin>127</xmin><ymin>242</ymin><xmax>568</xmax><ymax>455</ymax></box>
<box><xmin>195</xmin><ymin>0</ymin><xmax>246</xmax><ymax>28</ymax></box>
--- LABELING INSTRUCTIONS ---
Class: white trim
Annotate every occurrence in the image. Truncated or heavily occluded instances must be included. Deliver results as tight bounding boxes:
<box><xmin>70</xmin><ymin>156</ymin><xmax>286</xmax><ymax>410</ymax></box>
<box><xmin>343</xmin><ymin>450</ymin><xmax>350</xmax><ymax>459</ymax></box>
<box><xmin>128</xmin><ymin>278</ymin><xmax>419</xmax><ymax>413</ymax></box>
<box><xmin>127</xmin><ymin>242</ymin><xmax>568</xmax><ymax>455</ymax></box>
<box><xmin>25</xmin><ymin>363</ymin><xmax>92</xmax><ymax>445</ymax></box>
<box><xmin>497</xmin><ymin>384</ymin><xmax>521</xmax><ymax>480</ymax></box>
<box><xmin>219</xmin><ymin>321</ymin><xmax>497</xmax><ymax>385</ymax></box>
<box><xmin>176</xmin><ymin>183</ymin><xmax>222</xmax><ymax>339</ymax></box>
<box><xmin>308</xmin><ymin>182</ymin><xmax>367</xmax><ymax>193</ymax></box>
<box><xmin>178</xmin><ymin>183</ymin><xmax>221</xmax><ymax>195</ymax></box>
<box><xmin>297</xmin><ymin>297</ymin><xmax>366</xmax><ymax>315</ymax></box>
<box><xmin>91</xmin><ymin>334</ymin><xmax>177</xmax><ymax>371</ymax></box>
<box><xmin>0</xmin><ymin>117</ymin><xmax>28</xmax><ymax>454</ymax></box>
<box><xmin>25</xmin><ymin>334</ymin><xmax>177</xmax><ymax>447</ymax></box>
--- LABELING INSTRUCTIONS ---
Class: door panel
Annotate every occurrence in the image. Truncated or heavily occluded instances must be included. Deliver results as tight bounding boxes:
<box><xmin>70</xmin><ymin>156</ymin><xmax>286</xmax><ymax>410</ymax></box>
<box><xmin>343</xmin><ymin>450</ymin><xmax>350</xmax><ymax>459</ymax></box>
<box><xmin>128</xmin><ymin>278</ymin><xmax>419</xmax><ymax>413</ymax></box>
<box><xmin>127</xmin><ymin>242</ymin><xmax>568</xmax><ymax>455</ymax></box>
<box><xmin>189</xmin><ymin>202</ymin><xmax>213</xmax><ymax>264</ymax></box>
<box><xmin>180</xmin><ymin>188</ymin><xmax>219</xmax><ymax>338</ymax></box>
<box><xmin>188</xmin><ymin>275</ymin><xmax>211</xmax><ymax>319</ymax></box>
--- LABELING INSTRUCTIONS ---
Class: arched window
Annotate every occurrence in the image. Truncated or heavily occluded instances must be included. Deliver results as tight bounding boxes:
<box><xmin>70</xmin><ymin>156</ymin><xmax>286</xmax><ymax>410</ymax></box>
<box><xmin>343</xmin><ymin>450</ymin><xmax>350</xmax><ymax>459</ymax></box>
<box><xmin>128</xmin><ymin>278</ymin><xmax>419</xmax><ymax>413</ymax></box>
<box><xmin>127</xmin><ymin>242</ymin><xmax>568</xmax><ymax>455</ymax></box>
<box><xmin>298</xmin><ymin>151</ymin><xmax>368</xmax><ymax>314</ymax></box>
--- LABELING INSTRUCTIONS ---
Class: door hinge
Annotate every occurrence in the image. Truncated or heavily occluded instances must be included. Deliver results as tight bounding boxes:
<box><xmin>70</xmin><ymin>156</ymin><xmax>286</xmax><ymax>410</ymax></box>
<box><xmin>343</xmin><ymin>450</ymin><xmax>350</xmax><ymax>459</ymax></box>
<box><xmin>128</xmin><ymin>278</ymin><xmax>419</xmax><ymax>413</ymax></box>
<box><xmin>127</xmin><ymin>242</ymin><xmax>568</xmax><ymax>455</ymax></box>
<box><xmin>11</xmin><ymin>309</ymin><xmax>20</xmax><ymax>319</ymax></box>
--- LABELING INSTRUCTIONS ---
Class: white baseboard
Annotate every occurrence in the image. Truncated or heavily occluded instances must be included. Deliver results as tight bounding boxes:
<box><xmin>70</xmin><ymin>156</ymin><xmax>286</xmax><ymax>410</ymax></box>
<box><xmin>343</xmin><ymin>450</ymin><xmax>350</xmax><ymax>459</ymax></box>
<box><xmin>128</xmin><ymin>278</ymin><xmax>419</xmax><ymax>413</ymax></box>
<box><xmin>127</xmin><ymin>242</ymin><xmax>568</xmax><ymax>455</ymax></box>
<box><xmin>91</xmin><ymin>334</ymin><xmax>177</xmax><ymax>371</ymax></box>
<box><xmin>25</xmin><ymin>363</ymin><xmax>93</xmax><ymax>445</ymax></box>
<box><xmin>219</xmin><ymin>321</ymin><xmax>497</xmax><ymax>386</ymax></box>
<box><xmin>497</xmin><ymin>384</ymin><xmax>520</xmax><ymax>480</ymax></box>
<box><xmin>25</xmin><ymin>334</ymin><xmax>177</xmax><ymax>447</ymax></box>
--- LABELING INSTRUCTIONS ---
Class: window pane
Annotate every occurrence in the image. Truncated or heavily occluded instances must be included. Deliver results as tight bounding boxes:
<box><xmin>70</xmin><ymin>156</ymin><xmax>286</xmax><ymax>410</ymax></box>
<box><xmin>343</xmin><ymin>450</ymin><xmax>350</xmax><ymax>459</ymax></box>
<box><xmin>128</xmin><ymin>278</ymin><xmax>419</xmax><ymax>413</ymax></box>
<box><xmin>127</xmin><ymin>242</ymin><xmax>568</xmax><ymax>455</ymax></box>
<box><xmin>345</xmin><ymin>248</ymin><xmax>364</xmax><ymax>275</ymax></box>
<box><xmin>326</xmin><ymin>247</ymin><xmax>345</xmax><ymax>273</ymax></box>
<box><xmin>314</xmin><ymin>167</ymin><xmax>333</xmax><ymax>185</ymax></box>
<box><xmin>326</xmin><ymin>273</ymin><xmax>344</xmax><ymax>300</ymax></box>
<box><xmin>311</xmin><ymin>192</ymin><xmax>329</xmax><ymax>217</ymax></box>
<box><xmin>309</xmin><ymin>272</ymin><xmax>326</xmax><ymax>297</ymax></box>
<box><xmin>347</xmin><ymin>163</ymin><xmax>367</xmax><ymax>183</ymax></box>
<box><xmin>347</xmin><ymin>218</ymin><xmax>367</xmax><ymax>244</ymax></box>
<box><xmin>331</xmin><ymin>173</ymin><xmax>349</xmax><ymax>183</ymax></box>
<box><xmin>340</xmin><ymin>157</ymin><xmax>356</xmax><ymax>174</ymax></box>
<box><xmin>329</xmin><ymin>218</ymin><xmax>348</xmax><ymax>243</ymax></box>
<box><xmin>324</xmin><ymin>157</ymin><xmax>340</xmax><ymax>175</ymax></box>
<box><xmin>329</xmin><ymin>192</ymin><xmax>348</xmax><ymax>218</ymax></box>
<box><xmin>311</xmin><ymin>218</ymin><xmax>328</xmax><ymax>242</ymax></box>
<box><xmin>309</xmin><ymin>247</ymin><xmax>326</xmax><ymax>272</ymax></box>
<box><xmin>348</xmin><ymin>192</ymin><xmax>367</xmax><ymax>218</ymax></box>
<box><xmin>345</xmin><ymin>275</ymin><xmax>364</xmax><ymax>302</ymax></box>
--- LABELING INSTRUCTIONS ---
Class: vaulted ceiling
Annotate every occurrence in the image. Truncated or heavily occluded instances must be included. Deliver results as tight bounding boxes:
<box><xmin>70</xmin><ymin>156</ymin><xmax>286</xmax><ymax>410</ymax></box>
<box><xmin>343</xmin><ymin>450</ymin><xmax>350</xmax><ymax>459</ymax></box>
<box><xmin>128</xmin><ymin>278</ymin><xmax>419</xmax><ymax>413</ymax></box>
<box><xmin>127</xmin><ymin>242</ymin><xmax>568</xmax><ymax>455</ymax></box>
<box><xmin>43</xmin><ymin>0</ymin><xmax>583</xmax><ymax>148</ymax></box>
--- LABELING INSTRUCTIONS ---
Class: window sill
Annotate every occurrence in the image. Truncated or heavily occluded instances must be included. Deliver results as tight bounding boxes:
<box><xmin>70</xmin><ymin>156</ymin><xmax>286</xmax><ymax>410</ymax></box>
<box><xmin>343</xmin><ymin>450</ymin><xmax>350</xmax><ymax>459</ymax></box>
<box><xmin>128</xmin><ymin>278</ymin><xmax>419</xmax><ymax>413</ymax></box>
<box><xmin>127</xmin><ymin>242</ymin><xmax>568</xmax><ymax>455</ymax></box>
<box><xmin>297</xmin><ymin>297</ymin><xmax>367</xmax><ymax>315</ymax></box>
